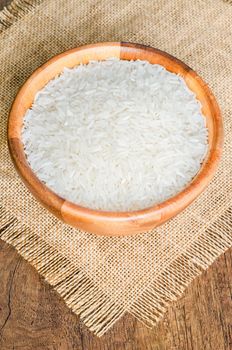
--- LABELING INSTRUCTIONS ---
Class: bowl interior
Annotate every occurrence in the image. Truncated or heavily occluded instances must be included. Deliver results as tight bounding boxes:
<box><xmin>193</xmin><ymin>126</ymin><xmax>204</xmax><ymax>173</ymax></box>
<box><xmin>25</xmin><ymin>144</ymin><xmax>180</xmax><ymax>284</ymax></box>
<box><xmin>8</xmin><ymin>43</ymin><xmax>218</xmax><ymax>154</ymax></box>
<box><xmin>8</xmin><ymin>42</ymin><xmax>223</xmax><ymax>236</ymax></box>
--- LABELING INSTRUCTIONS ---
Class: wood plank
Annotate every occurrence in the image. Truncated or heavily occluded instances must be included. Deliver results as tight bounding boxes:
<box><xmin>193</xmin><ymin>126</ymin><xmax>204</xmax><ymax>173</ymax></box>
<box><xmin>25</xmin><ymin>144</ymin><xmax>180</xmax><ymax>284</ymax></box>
<box><xmin>0</xmin><ymin>239</ymin><xmax>231</xmax><ymax>349</ymax></box>
<box><xmin>0</xmin><ymin>0</ymin><xmax>231</xmax><ymax>349</ymax></box>
<box><xmin>0</xmin><ymin>0</ymin><xmax>10</xmax><ymax>9</ymax></box>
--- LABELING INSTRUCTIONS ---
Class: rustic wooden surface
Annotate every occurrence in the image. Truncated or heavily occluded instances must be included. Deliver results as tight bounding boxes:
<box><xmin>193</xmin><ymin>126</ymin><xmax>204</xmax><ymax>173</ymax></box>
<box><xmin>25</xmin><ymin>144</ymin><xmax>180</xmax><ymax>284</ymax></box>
<box><xmin>0</xmin><ymin>239</ymin><xmax>232</xmax><ymax>350</ymax></box>
<box><xmin>1</xmin><ymin>0</ymin><xmax>232</xmax><ymax>349</ymax></box>
<box><xmin>0</xmin><ymin>0</ymin><xmax>10</xmax><ymax>7</ymax></box>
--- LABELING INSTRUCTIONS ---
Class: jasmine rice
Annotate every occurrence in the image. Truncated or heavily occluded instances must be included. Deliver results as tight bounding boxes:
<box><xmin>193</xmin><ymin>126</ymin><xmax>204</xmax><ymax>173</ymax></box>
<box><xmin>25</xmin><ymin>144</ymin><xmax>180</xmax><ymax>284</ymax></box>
<box><xmin>22</xmin><ymin>59</ymin><xmax>208</xmax><ymax>211</ymax></box>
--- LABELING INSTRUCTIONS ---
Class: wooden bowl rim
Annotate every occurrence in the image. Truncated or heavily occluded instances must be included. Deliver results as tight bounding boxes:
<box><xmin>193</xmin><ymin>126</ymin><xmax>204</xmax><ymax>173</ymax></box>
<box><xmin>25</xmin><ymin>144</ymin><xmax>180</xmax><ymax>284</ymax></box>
<box><xmin>8</xmin><ymin>42</ymin><xmax>223</xmax><ymax>223</ymax></box>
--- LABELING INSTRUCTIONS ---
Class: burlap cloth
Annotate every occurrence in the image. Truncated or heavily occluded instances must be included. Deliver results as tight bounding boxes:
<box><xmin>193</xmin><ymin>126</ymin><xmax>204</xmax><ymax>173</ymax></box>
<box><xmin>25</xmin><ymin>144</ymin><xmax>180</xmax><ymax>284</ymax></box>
<box><xmin>0</xmin><ymin>0</ymin><xmax>231</xmax><ymax>336</ymax></box>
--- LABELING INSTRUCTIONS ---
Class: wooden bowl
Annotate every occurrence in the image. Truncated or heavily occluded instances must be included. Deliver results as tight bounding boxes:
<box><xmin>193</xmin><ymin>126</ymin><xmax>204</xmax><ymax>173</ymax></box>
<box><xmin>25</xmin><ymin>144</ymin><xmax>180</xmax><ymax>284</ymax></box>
<box><xmin>8</xmin><ymin>42</ymin><xmax>223</xmax><ymax>236</ymax></box>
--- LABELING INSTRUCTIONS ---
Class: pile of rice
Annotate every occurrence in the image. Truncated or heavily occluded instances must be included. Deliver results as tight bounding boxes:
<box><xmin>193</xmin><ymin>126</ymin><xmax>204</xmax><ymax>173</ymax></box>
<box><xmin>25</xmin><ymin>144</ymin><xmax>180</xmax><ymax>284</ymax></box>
<box><xmin>22</xmin><ymin>59</ymin><xmax>208</xmax><ymax>211</ymax></box>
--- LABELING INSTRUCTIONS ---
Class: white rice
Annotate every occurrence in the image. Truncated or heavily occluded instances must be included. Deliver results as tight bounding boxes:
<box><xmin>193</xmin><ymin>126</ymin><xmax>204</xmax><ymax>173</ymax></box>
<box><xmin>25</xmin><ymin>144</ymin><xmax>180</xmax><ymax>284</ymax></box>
<box><xmin>22</xmin><ymin>59</ymin><xmax>208</xmax><ymax>211</ymax></box>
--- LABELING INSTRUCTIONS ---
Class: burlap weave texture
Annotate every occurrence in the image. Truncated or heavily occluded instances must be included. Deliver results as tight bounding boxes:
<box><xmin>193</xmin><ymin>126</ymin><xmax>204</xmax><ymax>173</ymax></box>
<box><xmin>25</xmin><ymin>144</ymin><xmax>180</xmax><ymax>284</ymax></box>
<box><xmin>0</xmin><ymin>0</ymin><xmax>231</xmax><ymax>336</ymax></box>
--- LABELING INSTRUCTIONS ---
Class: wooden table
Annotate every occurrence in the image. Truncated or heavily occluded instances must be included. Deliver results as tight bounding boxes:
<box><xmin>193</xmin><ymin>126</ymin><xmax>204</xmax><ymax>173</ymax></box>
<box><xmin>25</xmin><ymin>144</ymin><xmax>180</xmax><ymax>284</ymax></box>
<box><xmin>0</xmin><ymin>1</ymin><xmax>232</xmax><ymax>348</ymax></box>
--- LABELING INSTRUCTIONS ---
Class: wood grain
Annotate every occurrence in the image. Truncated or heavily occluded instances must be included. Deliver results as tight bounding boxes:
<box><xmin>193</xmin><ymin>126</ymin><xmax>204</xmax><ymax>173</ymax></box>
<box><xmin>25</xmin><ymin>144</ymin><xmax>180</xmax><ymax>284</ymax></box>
<box><xmin>0</xmin><ymin>239</ymin><xmax>231</xmax><ymax>350</ymax></box>
<box><xmin>0</xmin><ymin>1</ymin><xmax>231</xmax><ymax>349</ymax></box>
<box><xmin>0</xmin><ymin>0</ymin><xmax>10</xmax><ymax>8</ymax></box>
<box><xmin>7</xmin><ymin>42</ymin><xmax>223</xmax><ymax>236</ymax></box>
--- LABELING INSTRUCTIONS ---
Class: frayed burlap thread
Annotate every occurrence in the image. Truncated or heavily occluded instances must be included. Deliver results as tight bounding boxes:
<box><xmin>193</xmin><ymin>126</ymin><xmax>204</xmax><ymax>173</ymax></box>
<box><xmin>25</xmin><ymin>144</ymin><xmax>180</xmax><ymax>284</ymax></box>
<box><xmin>0</xmin><ymin>0</ymin><xmax>44</xmax><ymax>31</ymax></box>
<box><xmin>0</xmin><ymin>0</ymin><xmax>232</xmax><ymax>336</ymax></box>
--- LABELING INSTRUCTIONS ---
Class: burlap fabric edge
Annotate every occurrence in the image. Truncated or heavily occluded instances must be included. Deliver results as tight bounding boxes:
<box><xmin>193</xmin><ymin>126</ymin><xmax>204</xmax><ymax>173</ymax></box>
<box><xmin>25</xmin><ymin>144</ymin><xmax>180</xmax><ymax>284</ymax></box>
<box><xmin>0</xmin><ymin>0</ymin><xmax>231</xmax><ymax>33</ymax></box>
<box><xmin>0</xmin><ymin>0</ymin><xmax>232</xmax><ymax>337</ymax></box>
<box><xmin>0</xmin><ymin>0</ymin><xmax>43</xmax><ymax>32</ymax></box>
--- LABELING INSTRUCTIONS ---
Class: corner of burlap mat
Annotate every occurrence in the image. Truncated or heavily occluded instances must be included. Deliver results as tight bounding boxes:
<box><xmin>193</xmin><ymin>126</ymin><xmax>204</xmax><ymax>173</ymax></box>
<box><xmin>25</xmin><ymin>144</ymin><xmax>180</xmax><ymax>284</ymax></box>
<box><xmin>0</xmin><ymin>0</ymin><xmax>232</xmax><ymax>337</ymax></box>
<box><xmin>0</xmin><ymin>0</ymin><xmax>43</xmax><ymax>32</ymax></box>
<box><xmin>0</xmin><ymin>206</ymin><xmax>126</xmax><ymax>336</ymax></box>
<box><xmin>1</xmin><ymin>202</ymin><xmax>232</xmax><ymax>336</ymax></box>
